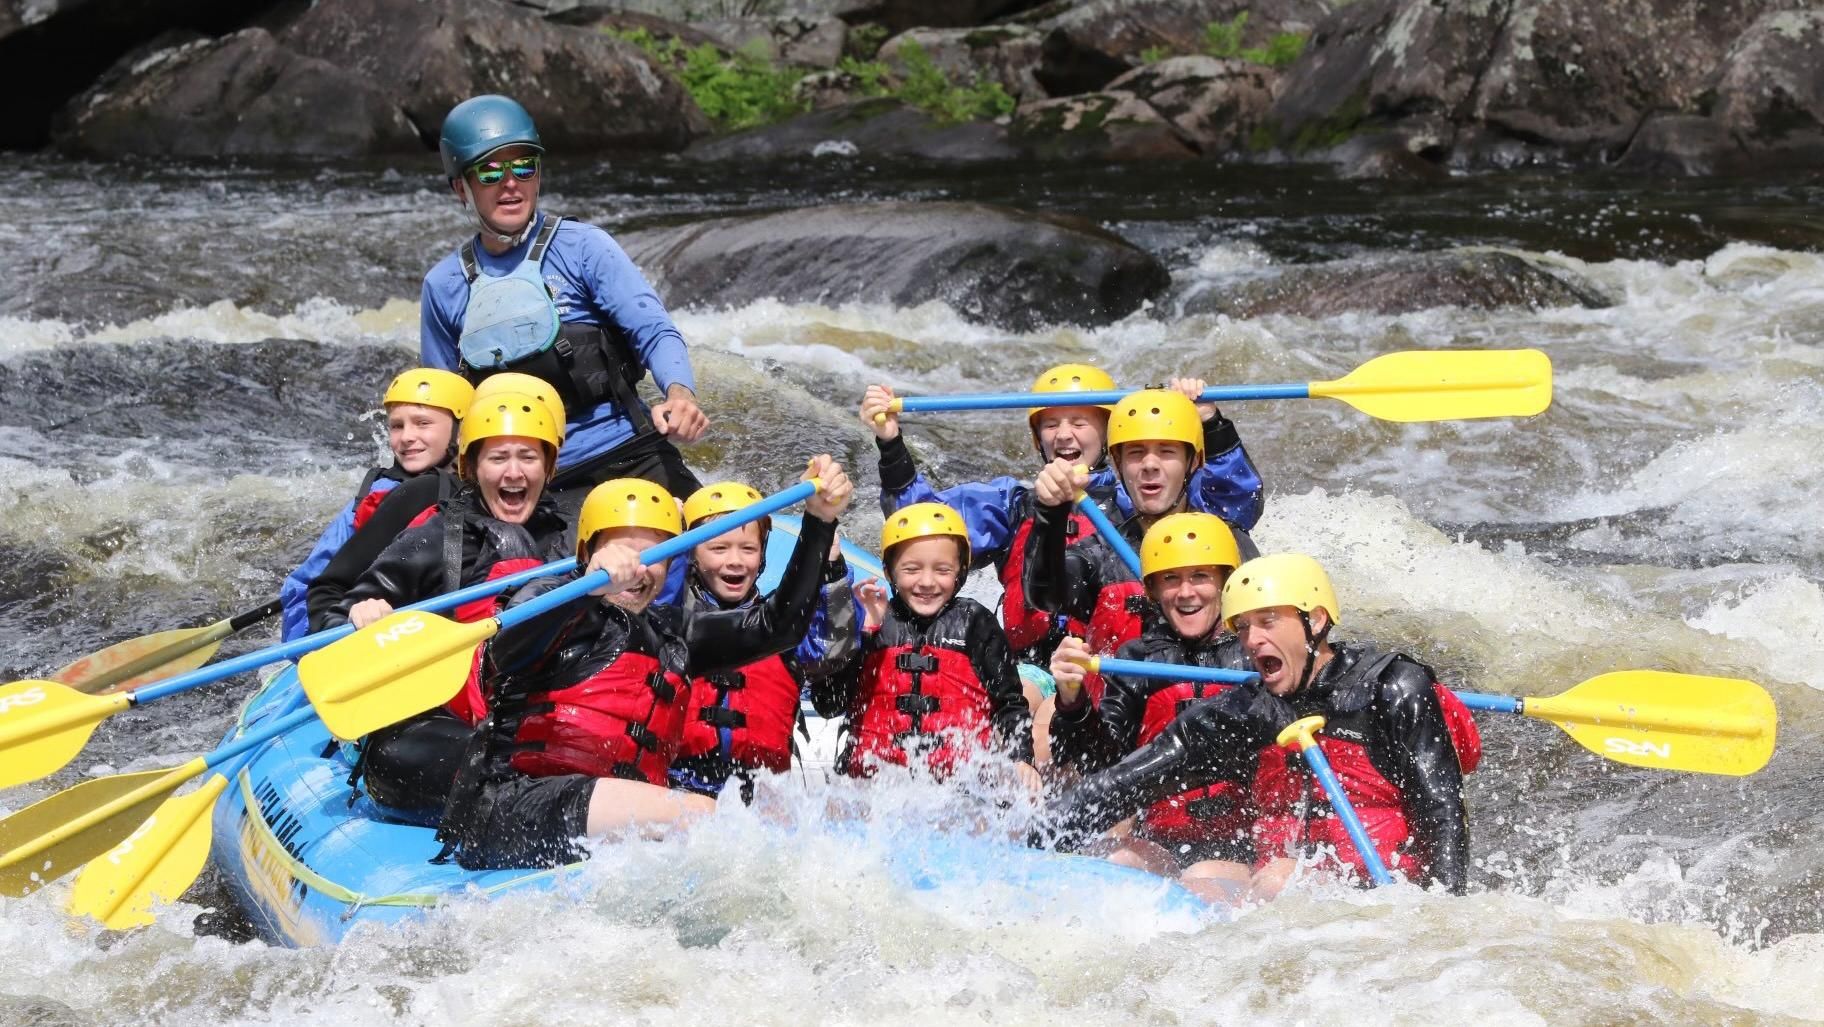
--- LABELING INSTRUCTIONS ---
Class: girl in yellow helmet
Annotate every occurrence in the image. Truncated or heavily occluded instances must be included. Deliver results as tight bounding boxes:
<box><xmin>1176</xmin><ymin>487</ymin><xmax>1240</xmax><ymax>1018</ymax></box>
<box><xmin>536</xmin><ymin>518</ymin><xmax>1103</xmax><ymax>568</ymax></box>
<box><xmin>278</xmin><ymin>368</ymin><xmax>476</xmax><ymax>641</ymax></box>
<box><xmin>433</xmin><ymin>457</ymin><xmax>856</xmax><ymax>870</ymax></box>
<box><xmin>820</xmin><ymin>502</ymin><xmax>1036</xmax><ymax>788</ymax></box>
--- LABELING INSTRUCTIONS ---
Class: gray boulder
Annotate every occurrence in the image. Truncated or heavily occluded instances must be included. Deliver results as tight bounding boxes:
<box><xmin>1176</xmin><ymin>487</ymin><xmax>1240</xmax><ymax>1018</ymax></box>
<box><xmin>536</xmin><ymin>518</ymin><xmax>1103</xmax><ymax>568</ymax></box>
<box><xmin>1009</xmin><ymin>90</ymin><xmax>1198</xmax><ymax>160</ymax></box>
<box><xmin>282</xmin><ymin>0</ymin><xmax>708</xmax><ymax>154</ymax></box>
<box><xmin>1171</xmin><ymin>249</ymin><xmax>1609</xmax><ymax>319</ymax></box>
<box><xmin>619</xmin><ymin>201</ymin><xmax>1170</xmax><ymax>330</ymax></box>
<box><xmin>54</xmin><ymin>28</ymin><xmax>419</xmax><ymax>157</ymax></box>
<box><xmin>834</xmin><ymin>0</ymin><xmax>1052</xmax><ymax>35</ymax></box>
<box><xmin>686</xmin><ymin>98</ymin><xmax>1020</xmax><ymax>161</ymax></box>
<box><xmin>1034</xmin><ymin>0</ymin><xmax>1330</xmax><ymax>97</ymax></box>
<box><xmin>1106</xmin><ymin>55</ymin><xmax>1275</xmax><ymax>155</ymax></box>
<box><xmin>878</xmin><ymin>26</ymin><xmax>1046</xmax><ymax>104</ymax></box>
<box><xmin>1710</xmin><ymin>10</ymin><xmax>1824</xmax><ymax>162</ymax></box>
<box><xmin>694</xmin><ymin>15</ymin><xmax>847</xmax><ymax>67</ymax></box>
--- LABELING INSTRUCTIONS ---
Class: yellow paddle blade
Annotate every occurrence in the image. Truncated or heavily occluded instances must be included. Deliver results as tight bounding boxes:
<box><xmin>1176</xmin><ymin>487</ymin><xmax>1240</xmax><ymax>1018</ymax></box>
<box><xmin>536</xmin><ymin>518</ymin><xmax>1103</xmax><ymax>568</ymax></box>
<box><xmin>0</xmin><ymin>681</ymin><xmax>130</xmax><ymax>789</ymax></box>
<box><xmin>1527</xmin><ymin>671</ymin><xmax>1776</xmax><ymax>776</ymax></box>
<box><xmin>297</xmin><ymin>610</ymin><xmax>495</xmax><ymax>741</ymax></box>
<box><xmin>0</xmin><ymin>761</ymin><xmax>197</xmax><ymax>897</ymax></box>
<box><xmin>68</xmin><ymin>773</ymin><xmax>228</xmax><ymax>929</ymax></box>
<box><xmin>1310</xmin><ymin>348</ymin><xmax>1552</xmax><ymax>423</ymax></box>
<box><xmin>50</xmin><ymin>622</ymin><xmax>230</xmax><ymax>696</ymax></box>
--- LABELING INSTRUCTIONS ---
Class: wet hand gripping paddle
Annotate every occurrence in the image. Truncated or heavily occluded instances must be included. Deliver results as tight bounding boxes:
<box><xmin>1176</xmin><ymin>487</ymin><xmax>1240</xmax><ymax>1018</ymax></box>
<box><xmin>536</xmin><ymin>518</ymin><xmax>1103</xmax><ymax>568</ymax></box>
<box><xmin>0</xmin><ymin>558</ymin><xmax>580</xmax><ymax>791</ymax></box>
<box><xmin>12</xmin><ymin>480</ymin><xmax>822</xmax><ymax>915</ymax></box>
<box><xmin>1083</xmin><ymin>660</ymin><xmax>1776</xmax><ymax>776</ymax></box>
<box><xmin>882</xmin><ymin>349</ymin><xmax>1553</xmax><ymax>424</ymax></box>
<box><xmin>50</xmin><ymin>600</ymin><xmax>282</xmax><ymax>696</ymax></box>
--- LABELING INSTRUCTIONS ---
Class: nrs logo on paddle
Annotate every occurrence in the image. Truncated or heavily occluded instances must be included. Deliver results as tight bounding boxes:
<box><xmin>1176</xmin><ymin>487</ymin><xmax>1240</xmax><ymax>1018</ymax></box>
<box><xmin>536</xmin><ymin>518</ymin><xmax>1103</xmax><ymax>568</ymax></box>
<box><xmin>1605</xmin><ymin>736</ymin><xmax>1671</xmax><ymax>760</ymax></box>
<box><xmin>371</xmin><ymin>617</ymin><xmax>428</xmax><ymax>648</ymax></box>
<box><xmin>0</xmin><ymin>686</ymin><xmax>47</xmax><ymax>714</ymax></box>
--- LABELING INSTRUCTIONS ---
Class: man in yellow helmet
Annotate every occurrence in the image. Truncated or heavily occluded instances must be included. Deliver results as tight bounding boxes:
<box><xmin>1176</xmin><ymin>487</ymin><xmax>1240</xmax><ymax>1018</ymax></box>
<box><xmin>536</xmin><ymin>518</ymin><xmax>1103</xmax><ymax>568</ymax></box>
<box><xmin>1036</xmin><ymin>554</ymin><xmax>1478</xmax><ymax>896</ymax></box>
<box><xmin>859</xmin><ymin>367</ymin><xmax>1261</xmax><ymax>672</ymax></box>
<box><xmin>279</xmin><ymin>367</ymin><xmax>474</xmax><ymax>640</ymax></box>
<box><xmin>1025</xmin><ymin>389</ymin><xmax>1261</xmax><ymax>688</ymax></box>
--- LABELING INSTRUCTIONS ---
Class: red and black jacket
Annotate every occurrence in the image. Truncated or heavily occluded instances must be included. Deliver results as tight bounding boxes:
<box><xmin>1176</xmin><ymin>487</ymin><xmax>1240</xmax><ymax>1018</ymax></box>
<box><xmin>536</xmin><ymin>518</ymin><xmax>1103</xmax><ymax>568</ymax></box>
<box><xmin>817</xmin><ymin>595</ymin><xmax>1033</xmax><ymax>777</ymax></box>
<box><xmin>1021</xmin><ymin>502</ymin><xmax>1152</xmax><ymax>700</ymax></box>
<box><xmin>1037</xmin><ymin>641</ymin><xmax>1478</xmax><ymax>893</ymax></box>
<box><xmin>306</xmin><ymin>467</ymin><xmax>460</xmax><ymax>634</ymax></box>
<box><xmin>1049</xmin><ymin>624</ymin><xmax>1254</xmax><ymax>856</ymax></box>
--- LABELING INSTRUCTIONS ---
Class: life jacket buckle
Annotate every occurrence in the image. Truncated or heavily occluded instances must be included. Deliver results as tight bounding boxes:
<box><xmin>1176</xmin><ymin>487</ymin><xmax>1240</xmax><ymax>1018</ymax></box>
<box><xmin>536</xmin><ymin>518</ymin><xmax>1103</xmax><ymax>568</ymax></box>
<box><xmin>715</xmin><ymin>670</ymin><xmax>747</xmax><ymax>690</ymax></box>
<box><xmin>699</xmin><ymin>706</ymin><xmax>746</xmax><ymax>729</ymax></box>
<box><xmin>895</xmin><ymin>652</ymin><xmax>940</xmax><ymax>674</ymax></box>
<box><xmin>896</xmin><ymin>693</ymin><xmax>942</xmax><ymax>717</ymax></box>
<box><xmin>626</xmin><ymin>722</ymin><xmax>661</xmax><ymax>752</ymax></box>
<box><xmin>646</xmin><ymin>670</ymin><xmax>676</xmax><ymax>703</ymax></box>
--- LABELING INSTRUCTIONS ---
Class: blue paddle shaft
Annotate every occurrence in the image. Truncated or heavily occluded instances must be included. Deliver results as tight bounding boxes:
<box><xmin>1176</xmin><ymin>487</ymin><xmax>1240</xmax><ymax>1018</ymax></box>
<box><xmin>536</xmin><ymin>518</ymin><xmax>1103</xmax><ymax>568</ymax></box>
<box><xmin>898</xmin><ymin>384</ymin><xmax>1312</xmax><ymax>413</ymax></box>
<box><xmin>1073</xmin><ymin>493</ymin><xmax>1143</xmax><ymax>577</ymax></box>
<box><xmin>496</xmin><ymin>481</ymin><xmax>820</xmax><ymax>633</ymax></box>
<box><xmin>206</xmin><ymin>706</ymin><xmax>319</xmax><ymax>771</ymax></box>
<box><xmin>1094</xmin><ymin>657</ymin><xmax>1257</xmax><ymax>684</ymax></box>
<box><xmin>1454</xmin><ymin>692</ymin><xmax>1522</xmax><ymax>714</ymax></box>
<box><xmin>1297</xmin><ymin>743</ymin><xmax>1395</xmax><ymax>887</ymax></box>
<box><xmin>129</xmin><ymin>555</ymin><xmax>579</xmax><ymax>707</ymax></box>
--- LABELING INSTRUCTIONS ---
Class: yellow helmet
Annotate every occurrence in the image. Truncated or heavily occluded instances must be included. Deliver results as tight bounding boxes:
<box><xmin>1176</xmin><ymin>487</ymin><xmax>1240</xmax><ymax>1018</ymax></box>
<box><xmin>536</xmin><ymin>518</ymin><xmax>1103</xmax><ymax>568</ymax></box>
<box><xmin>575</xmin><ymin>478</ymin><xmax>683</xmax><ymax>561</ymax></box>
<box><xmin>1027</xmin><ymin>362</ymin><xmax>1116</xmax><ymax>421</ymax></box>
<box><xmin>683</xmin><ymin>482</ymin><xmax>769</xmax><ymax>533</ymax></box>
<box><xmin>457</xmin><ymin>392</ymin><xmax>563</xmax><ymax>478</ymax></box>
<box><xmin>473</xmin><ymin>372</ymin><xmax>567</xmax><ymax>442</ymax></box>
<box><xmin>880</xmin><ymin>501</ymin><xmax>971</xmax><ymax>567</ymax></box>
<box><xmin>1222</xmin><ymin>553</ymin><xmax>1339</xmax><ymax>629</ymax></box>
<box><xmin>1140</xmin><ymin>513</ymin><xmax>1242</xmax><ymax>580</ymax></box>
<box><xmin>383</xmin><ymin>368</ymin><xmax>475</xmax><ymax>417</ymax></box>
<box><xmin>1107</xmin><ymin>389</ymin><xmax>1204</xmax><ymax>465</ymax></box>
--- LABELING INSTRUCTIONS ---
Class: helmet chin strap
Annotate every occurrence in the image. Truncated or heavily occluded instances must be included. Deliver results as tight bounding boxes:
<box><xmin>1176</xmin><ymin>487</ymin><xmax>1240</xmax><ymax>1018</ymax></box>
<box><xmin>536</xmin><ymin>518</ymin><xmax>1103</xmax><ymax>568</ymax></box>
<box><xmin>456</xmin><ymin>180</ymin><xmax>537</xmax><ymax>249</ymax></box>
<box><xmin>1291</xmin><ymin>610</ymin><xmax>1333</xmax><ymax>694</ymax></box>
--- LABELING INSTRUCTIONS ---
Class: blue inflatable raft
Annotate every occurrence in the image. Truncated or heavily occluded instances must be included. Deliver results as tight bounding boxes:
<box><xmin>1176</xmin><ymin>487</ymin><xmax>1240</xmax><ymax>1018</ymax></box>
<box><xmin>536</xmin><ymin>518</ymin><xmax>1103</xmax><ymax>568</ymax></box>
<box><xmin>209</xmin><ymin>515</ymin><xmax>1212</xmax><ymax>946</ymax></box>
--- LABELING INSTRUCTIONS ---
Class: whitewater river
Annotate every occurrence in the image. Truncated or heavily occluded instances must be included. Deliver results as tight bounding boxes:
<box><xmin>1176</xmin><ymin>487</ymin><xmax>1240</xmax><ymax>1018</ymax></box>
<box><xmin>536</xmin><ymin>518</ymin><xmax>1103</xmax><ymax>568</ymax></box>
<box><xmin>1</xmin><ymin>156</ymin><xmax>1821</xmax><ymax>1024</ymax></box>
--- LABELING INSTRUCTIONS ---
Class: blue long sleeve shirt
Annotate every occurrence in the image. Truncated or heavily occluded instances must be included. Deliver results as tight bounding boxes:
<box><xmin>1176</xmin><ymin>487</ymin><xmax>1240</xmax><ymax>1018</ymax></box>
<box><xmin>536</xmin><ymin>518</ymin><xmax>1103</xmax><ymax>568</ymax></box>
<box><xmin>420</xmin><ymin>213</ymin><xmax>695</xmax><ymax>470</ymax></box>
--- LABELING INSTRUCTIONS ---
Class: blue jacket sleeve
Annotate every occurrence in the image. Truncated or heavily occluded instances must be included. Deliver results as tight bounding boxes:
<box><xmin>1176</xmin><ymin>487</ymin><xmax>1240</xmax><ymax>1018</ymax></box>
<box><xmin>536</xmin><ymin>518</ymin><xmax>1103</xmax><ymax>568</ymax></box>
<box><xmin>794</xmin><ymin>554</ymin><xmax>860</xmax><ymax>680</ymax></box>
<box><xmin>419</xmin><ymin>273</ymin><xmax>462</xmax><ymax>371</ymax></box>
<box><xmin>585</xmin><ymin>232</ymin><xmax>694</xmax><ymax>395</ymax></box>
<box><xmin>873</xmin><ymin>435</ymin><xmax>1025</xmax><ymax>567</ymax></box>
<box><xmin>279</xmin><ymin>491</ymin><xmax>382</xmax><ymax>641</ymax></box>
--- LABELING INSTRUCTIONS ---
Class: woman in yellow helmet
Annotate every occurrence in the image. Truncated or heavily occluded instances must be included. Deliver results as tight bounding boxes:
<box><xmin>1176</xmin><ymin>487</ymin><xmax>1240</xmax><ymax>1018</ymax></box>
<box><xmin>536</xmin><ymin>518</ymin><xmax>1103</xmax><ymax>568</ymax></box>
<box><xmin>667</xmin><ymin>481</ymin><xmax>861</xmax><ymax>800</ymax></box>
<box><xmin>278</xmin><ymin>367</ymin><xmax>475</xmax><ymax>641</ymax></box>
<box><xmin>1046</xmin><ymin>513</ymin><xmax>1253</xmax><ymax>900</ymax></box>
<box><xmin>818</xmin><ymin>502</ymin><xmax>1036</xmax><ymax>787</ymax></box>
<box><xmin>1038</xmin><ymin>553</ymin><xmax>1480</xmax><ymax>897</ymax></box>
<box><xmin>434</xmin><ymin>457</ymin><xmax>855</xmax><ymax>870</ymax></box>
<box><xmin>320</xmin><ymin>391</ymin><xmax>572</xmax><ymax>818</ymax></box>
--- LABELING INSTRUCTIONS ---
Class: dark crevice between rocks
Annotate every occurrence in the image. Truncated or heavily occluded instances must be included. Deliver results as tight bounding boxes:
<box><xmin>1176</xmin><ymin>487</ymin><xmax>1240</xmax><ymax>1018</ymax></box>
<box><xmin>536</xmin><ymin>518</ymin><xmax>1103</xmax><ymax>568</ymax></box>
<box><xmin>1452</xmin><ymin>0</ymin><xmax>1515</xmax><ymax>125</ymax></box>
<box><xmin>0</xmin><ymin>0</ymin><xmax>291</xmax><ymax>150</ymax></box>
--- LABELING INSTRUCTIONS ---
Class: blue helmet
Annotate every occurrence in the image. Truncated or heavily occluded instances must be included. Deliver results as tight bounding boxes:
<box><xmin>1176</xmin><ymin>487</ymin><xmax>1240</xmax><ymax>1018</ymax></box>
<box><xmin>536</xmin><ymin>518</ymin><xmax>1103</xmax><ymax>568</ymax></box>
<box><xmin>439</xmin><ymin>95</ymin><xmax>543</xmax><ymax>180</ymax></box>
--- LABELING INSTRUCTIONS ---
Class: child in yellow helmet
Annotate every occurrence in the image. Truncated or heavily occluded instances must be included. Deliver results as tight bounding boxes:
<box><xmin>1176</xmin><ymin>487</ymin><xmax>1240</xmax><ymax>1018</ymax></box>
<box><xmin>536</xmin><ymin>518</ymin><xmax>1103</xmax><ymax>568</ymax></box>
<box><xmin>820</xmin><ymin>502</ymin><xmax>1036</xmax><ymax>787</ymax></box>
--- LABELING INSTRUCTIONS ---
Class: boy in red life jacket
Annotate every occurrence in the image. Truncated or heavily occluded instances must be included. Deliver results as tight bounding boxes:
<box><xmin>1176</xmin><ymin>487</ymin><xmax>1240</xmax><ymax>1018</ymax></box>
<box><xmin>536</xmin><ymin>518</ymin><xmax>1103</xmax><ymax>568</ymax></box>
<box><xmin>668</xmin><ymin>481</ymin><xmax>861</xmax><ymax>800</ymax></box>
<box><xmin>1026</xmin><ymin>390</ymin><xmax>1260</xmax><ymax>701</ymax></box>
<box><xmin>1046</xmin><ymin>512</ymin><xmax>1254</xmax><ymax>900</ymax></box>
<box><xmin>303</xmin><ymin>373</ymin><xmax>566</xmax><ymax>636</ymax></box>
<box><xmin>437</xmin><ymin>460</ymin><xmax>856</xmax><ymax>870</ymax></box>
<box><xmin>860</xmin><ymin>367</ymin><xmax>1263</xmax><ymax>672</ymax></box>
<box><xmin>820</xmin><ymin>503</ymin><xmax>1037</xmax><ymax>789</ymax></box>
<box><xmin>1035</xmin><ymin>554</ymin><xmax>1482</xmax><ymax>897</ymax></box>
<box><xmin>280</xmin><ymin>367</ymin><xmax>476</xmax><ymax>641</ymax></box>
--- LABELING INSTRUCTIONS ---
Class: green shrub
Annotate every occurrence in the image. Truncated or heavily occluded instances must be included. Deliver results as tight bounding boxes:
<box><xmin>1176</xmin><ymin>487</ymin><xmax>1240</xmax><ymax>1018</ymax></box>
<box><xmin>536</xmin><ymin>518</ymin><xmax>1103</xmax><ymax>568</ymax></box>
<box><xmin>894</xmin><ymin>40</ymin><xmax>1015</xmax><ymax>123</ymax></box>
<box><xmin>835</xmin><ymin>56</ymin><xmax>893</xmax><ymax>98</ymax></box>
<box><xmin>1204</xmin><ymin>11</ymin><xmax>1249</xmax><ymax>58</ymax></box>
<box><xmin>1139</xmin><ymin>44</ymin><xmax>1171</xmax><ymax>64</ymax></box>
<box><xmin>606</xmin><ymin>27</ymin><xmax>806</xmax><ymax>130</ymax></box>
<box><xmin>1202</xmin><ymin>12</ymin><xmax>1307</xmax><ymax>68</ymax></box>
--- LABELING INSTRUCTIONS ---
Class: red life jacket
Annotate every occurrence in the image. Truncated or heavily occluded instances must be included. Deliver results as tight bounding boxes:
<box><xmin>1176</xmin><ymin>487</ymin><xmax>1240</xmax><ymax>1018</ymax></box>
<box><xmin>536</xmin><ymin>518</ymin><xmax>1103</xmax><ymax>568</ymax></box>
<box><xmin>678</xmin><ymin>653</ymin><xmax>801</xmax><ymax>774</ymax></box>
<box><xmin>1251</xmin><ymin>678</ymin><xmax>1481</xmax><ymax>880</ymax></box>
<box><xmin>509</xmin><ymin>650</ymin><xmax>691</xmax><ymax>786</ymax></box>
<box><xmin>1134</xmin><ymin>681</ymin><xmax>1248</xmax><ymax>848</ymax></box>
<box><xmin>351</xmin><ymin>486</ymin><xmax>391</xmax><ymax>531</ymax></box>
<box><xmin>1085</xmin><ymin>579</ymin><xmax>1146</xmax><ymax>657</ymax></box>
<box><xmin>445</xmin><ymin>557</ymin><xmax>543</xmax><ymax>725</ymax></box>
<box><xmin>847</xmin><ymin>643</ymin><xmax>992</xmax><ymax>778</ymax></box>
<box><xmin>999</xmin><ymin>511</ymin><xmax>1095</xmax><ymax>652</ymax></box>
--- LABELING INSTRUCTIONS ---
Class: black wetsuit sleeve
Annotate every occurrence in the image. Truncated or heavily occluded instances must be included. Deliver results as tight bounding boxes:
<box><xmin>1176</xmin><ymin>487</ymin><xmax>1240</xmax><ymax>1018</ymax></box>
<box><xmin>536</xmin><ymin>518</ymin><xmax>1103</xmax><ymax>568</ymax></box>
<box><xmin>1023</xmin><ymin>500</ymin><xmax>1099</xmax><ymax>622</ymax></box>
<box><xmin>684</xmin><ymin>514</ymin><xmax>839</xmax><ymax>676</ymax></box>
<box><xmin>1035</xmin><ymin>686</ymin><xmax>1274</xmax><ymax>851</ymax></box>
<box><xmin>306</xmin><ymin>475</ymin><xmax>446</xmax><ymax>633</ymax></box>
<box><xmin>1202</xmin><ymin>409</ymin><xmax>1241</xmax><ymax>457</ymax></box>
<box><xmin>811</xmin><ymin>624</ymin><xmax>873</xmax><ymax>719</ymax></box>
<box><xmin>322</xmin><ymin>518</ymin><xmax>446</xmax><ymax>629</ymax></box>
<box><xmin>485</xmin><ymin>575</ymin><xmax>593</xmax><ymax>678</ymax></box>
<box><xmin>875</xmin><ymin>434</ymin><xmax>919</xmax><ymax>502</ymax></box>
<box><xmin>968</xmin><ymin>604</ymin><xmax>1032</xmax><ymax>765</ymax></box>
<box><xmin>1377</xmin><ymin>661</ymin><xmax>1471</xmax><ymax>893</ymax></box>
<box><xmin>1049</xmin><ymin>668</ymin><xmax>1147</xmax><ymax>773</ymax></box>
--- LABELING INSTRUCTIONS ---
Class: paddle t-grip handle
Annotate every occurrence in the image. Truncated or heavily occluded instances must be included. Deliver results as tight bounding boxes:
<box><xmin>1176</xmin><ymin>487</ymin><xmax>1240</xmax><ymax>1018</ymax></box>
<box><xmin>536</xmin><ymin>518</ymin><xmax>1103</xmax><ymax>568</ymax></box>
<box><xmin>1275</xmin><ymin>715</ymin><xmax>1395</xmax><ymax>887</ymax></box>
